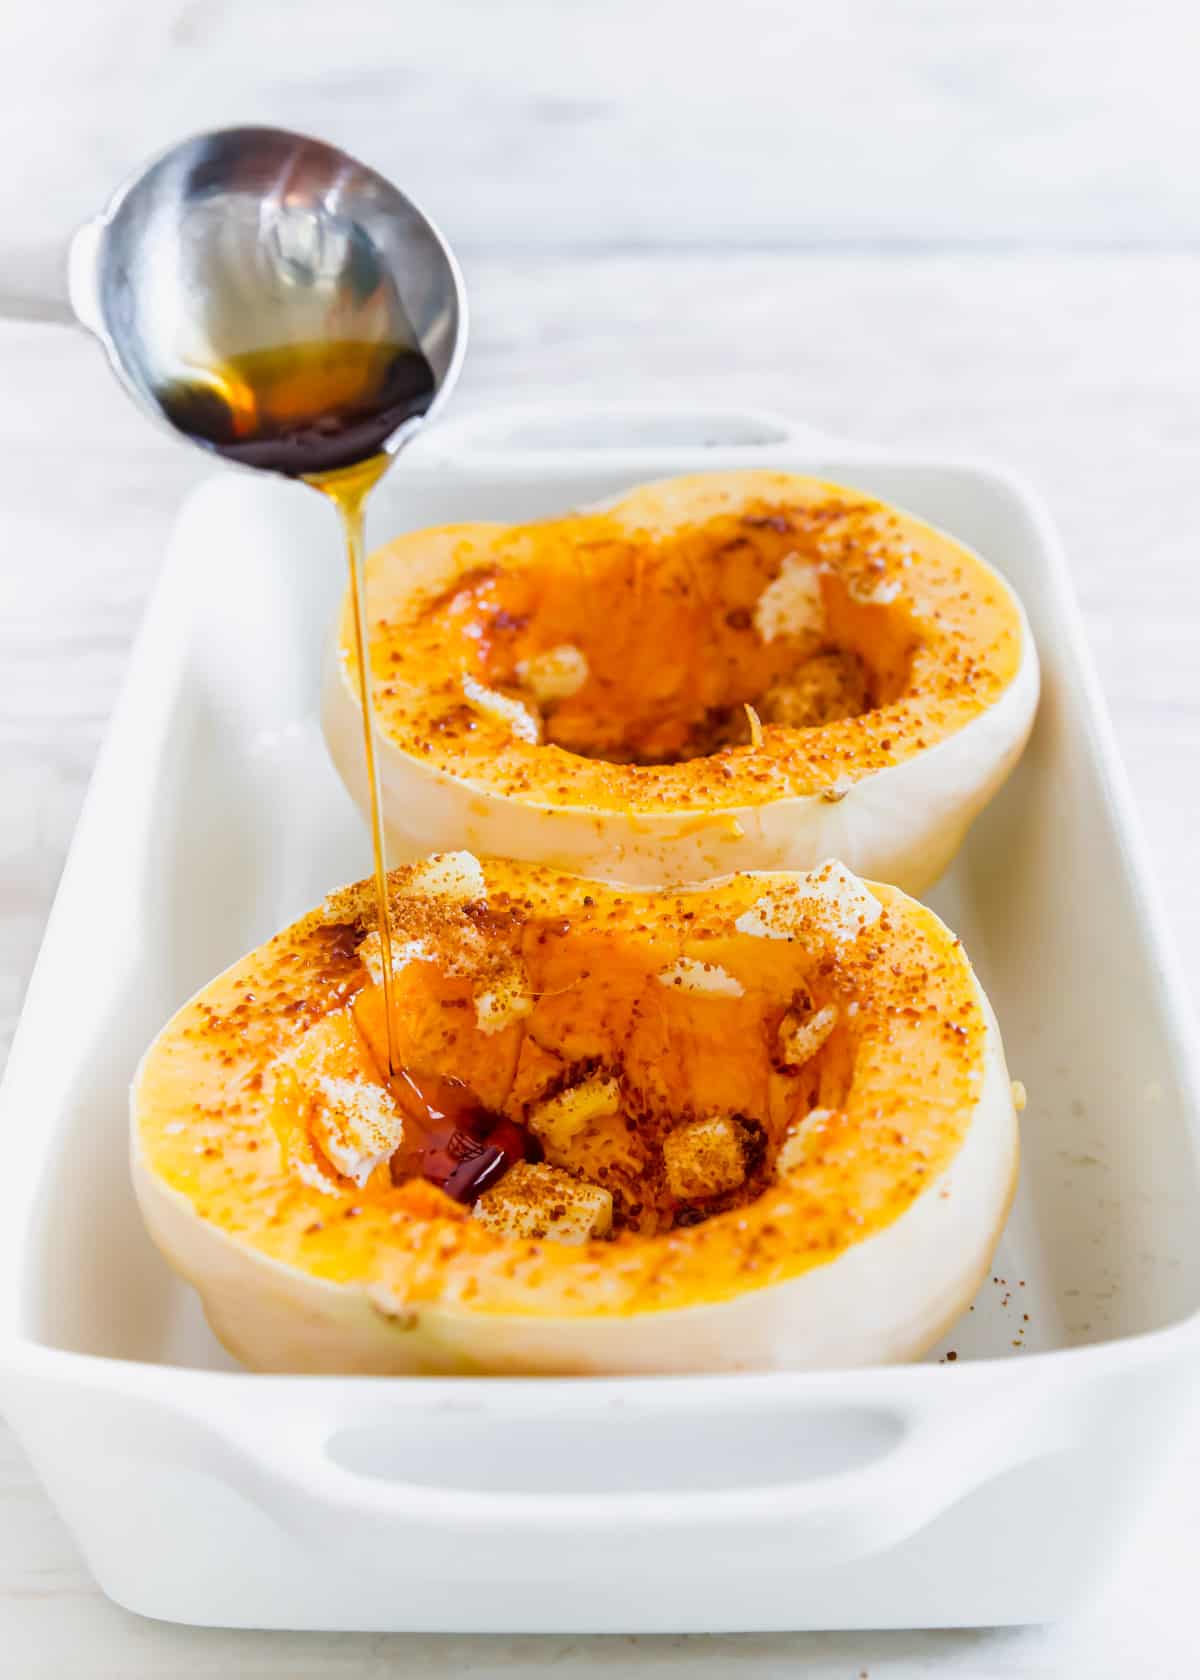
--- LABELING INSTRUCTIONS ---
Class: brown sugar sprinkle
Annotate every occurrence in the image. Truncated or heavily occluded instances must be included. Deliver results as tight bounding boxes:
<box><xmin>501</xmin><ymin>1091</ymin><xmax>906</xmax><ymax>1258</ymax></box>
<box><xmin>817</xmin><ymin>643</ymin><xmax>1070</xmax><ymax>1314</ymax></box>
<box><xmin>341</xmin><ymin>474</ymin><xmax>1025</xmax><ymax>814</ymax></box>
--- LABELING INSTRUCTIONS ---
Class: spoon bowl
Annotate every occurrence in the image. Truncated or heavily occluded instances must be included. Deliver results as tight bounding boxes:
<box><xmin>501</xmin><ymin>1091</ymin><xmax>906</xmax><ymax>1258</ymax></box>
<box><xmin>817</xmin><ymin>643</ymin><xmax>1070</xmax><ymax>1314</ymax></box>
<box><xmin>69</xmin><ymin>126</ymin><xmax>467</xmax><ymax>476</ymax></box>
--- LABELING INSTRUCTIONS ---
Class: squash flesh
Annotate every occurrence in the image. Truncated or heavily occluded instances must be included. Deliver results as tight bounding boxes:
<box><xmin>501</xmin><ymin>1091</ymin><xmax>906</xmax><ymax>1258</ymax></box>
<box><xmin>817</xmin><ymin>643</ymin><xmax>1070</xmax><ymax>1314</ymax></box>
<box><xmin>134</xmin><ymin>857</ymin><xmax>1003</xmax><ymax>1326</ymax></box>
<box><xmin>339</xmin><ymin>471</ymin><xmax>1024</xmax><ymax>809</ymax></box>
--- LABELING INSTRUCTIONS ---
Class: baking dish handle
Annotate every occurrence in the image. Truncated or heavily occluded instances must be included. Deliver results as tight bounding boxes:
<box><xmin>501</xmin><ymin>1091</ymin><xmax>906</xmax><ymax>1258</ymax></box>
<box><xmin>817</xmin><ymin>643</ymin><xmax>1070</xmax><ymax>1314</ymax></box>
<box><xmin>412</xmin><ymin>401</ymin><xmax>848</xmax><ymax>466</ymax></box>
<box><xmin>195</xmin><ymin>1381</ymin><xmax>1069</xmax><ymax>1567</ymax></box>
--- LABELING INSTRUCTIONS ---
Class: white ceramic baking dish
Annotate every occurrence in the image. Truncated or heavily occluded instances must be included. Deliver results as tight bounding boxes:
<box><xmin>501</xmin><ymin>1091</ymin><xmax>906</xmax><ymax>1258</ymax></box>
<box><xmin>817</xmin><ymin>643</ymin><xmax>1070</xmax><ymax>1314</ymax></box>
<box><xmin>2</xmin><ymin>404</ymin><xmax>1198</xmax><ymax>1633</ymax></box>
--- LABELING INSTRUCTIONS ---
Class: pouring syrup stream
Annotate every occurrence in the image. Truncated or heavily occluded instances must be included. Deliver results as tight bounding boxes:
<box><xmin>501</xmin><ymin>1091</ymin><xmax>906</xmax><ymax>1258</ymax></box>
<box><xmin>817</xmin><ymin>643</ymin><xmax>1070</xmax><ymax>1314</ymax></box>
<box><xmin>307</xmin><ymin>455</ymin><xmax>400</xmax><ymax>1077</ymax></box>
<box><xmin>158</xmin><ymin>338</ymin><xmax>439</xmax><ymax>1080</ymax></box>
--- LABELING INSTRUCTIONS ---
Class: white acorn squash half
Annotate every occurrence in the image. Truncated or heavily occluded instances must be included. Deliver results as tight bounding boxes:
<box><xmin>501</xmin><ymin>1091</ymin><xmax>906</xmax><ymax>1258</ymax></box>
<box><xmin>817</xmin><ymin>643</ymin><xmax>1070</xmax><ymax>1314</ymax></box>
<box><xmin>322</xmin><ymin>470</ymin><xmax>1038</xmax><ymax>893</ymax></box>
<box><xmin>133</xmin><ymin>853</ymin><xmax>1019</xmax><ymax>1376</ymax></box>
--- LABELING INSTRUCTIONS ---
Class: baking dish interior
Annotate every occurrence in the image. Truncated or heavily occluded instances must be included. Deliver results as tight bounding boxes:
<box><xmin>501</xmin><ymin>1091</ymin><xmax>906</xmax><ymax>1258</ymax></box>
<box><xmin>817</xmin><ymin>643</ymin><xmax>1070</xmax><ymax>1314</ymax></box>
<box><xmin>11</xmin><ymin>456</ymin><xmax>1200</xmax><ymax>1370</ymax></box>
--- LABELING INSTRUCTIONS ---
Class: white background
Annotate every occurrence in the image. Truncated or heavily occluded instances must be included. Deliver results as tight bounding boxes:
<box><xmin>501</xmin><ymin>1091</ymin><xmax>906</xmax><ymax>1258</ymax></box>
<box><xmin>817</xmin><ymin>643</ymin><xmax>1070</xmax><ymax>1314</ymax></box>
<box><xmin>3</xmin><ymin>1</ymin><xmax>1200</xmax><ymax>1673</ymax></box>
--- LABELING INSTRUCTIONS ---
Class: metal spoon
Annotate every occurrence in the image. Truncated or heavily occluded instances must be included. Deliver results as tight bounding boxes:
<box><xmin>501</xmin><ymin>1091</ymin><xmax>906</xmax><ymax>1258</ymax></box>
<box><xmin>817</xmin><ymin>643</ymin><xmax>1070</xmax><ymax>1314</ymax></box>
<box><xmin>64</xmin><ymin>128</ymin><xmax>468</xmax><ymax>1084</ymax></box>
<box><xmin>67</xmin><ymin>125</ymin><xmax>467</xmax><ymax>475</ymax></box>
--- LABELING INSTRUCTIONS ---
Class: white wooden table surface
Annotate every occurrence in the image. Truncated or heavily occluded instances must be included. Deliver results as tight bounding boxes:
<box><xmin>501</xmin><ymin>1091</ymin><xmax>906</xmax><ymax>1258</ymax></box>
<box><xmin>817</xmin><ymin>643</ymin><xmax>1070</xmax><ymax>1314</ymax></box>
<box><xmin>5</xmin><ymin>0</ymin><xmax>1200</xmax><ymax>1670</ymax></box>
